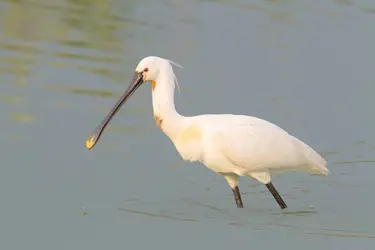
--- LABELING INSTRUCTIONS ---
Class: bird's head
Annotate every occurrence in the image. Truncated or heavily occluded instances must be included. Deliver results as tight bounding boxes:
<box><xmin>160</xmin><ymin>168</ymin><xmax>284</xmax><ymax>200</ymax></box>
<box><xmin>136</xmin><ymin>56</ymin><xmax>162</xmax><ymax>85</ymax></box>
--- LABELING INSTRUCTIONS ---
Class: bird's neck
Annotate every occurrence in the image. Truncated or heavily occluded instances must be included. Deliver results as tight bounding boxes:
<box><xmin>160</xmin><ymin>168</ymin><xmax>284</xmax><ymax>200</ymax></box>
<box><xmin>151</xmin><ymin>71</ymin><xmax>186</xmax><ymax>139</ymax></box>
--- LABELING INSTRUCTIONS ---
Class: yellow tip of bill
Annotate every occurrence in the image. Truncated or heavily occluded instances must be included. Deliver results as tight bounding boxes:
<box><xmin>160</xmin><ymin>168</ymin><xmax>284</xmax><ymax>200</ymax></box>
<box><xmin>85</xmin><ymin>134</ymin><xmax>96</xmax><ymax>150</ymax></box>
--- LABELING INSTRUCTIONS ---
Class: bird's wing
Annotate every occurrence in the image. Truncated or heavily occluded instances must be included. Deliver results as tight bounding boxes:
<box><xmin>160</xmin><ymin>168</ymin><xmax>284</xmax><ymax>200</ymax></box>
<box><xmin>211</xmin><ymin>120</ymin><xmax>312</xmax><ymax>175</ymax></box>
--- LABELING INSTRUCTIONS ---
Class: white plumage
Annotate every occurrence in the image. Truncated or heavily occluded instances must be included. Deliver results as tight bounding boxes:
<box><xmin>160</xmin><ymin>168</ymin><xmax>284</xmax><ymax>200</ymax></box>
<box><xmin>86</xmin><ymin>56</ymin><xmax>329</xmax><ymax>210</ymax></box>
<box><xmin>188</xmin><ymin>114</ymin><xmax>328</xmax><ymax>177</ymax></box>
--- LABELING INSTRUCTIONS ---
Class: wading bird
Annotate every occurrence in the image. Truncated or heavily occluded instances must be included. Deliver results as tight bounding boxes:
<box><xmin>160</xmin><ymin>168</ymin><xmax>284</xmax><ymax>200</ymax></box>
<box><xmin>85</xmin><ymin>56</ymin><xmax>329</xmax><ymax>209</ymax></box>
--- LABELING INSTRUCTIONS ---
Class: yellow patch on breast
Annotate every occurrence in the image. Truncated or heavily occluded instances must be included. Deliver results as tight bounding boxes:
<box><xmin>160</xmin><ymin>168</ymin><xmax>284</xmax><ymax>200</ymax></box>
<box><xmin>177</xmin><ymin>124</ymin><xmax>202</xmax><ymax>145</ymax></box>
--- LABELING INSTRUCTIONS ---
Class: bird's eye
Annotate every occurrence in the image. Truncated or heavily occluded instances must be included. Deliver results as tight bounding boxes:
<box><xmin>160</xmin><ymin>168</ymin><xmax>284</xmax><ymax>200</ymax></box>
<box><xmin>144</xmin><ymin>68</ymin><xmax>149</xmax><ymax>72</ymax></box>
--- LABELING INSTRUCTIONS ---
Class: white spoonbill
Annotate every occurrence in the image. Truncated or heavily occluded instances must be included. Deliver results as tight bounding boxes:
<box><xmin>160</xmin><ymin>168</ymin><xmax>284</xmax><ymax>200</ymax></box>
<box><xmin>85</xmin><ymin>56</ymin><xmax>329</xmax><ymax>209</ymax></box>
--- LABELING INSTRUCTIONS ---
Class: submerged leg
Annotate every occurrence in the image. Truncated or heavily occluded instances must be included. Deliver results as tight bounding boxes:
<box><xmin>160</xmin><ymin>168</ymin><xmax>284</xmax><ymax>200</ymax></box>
<box><xmin>266</xmin><ymin>182</ymin><xmax>287</xmax><ymax>209</ymax></box>
<box><xmin>224</xmin><ymin>174</ymin><xmax>243</xmax><ymax>208</ymax></box>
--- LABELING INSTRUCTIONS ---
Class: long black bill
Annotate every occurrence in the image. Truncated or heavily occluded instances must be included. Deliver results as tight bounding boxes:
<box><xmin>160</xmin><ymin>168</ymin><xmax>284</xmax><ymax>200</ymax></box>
<box><xmin>85</xmin><ymin>71</ymin><xmax>143</xmax><ymax>150</ymax></box>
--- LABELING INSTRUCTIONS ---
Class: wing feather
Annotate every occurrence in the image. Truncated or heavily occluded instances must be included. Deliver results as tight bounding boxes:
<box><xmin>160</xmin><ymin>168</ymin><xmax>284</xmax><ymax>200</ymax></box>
<box><xmin>211</xmin><ymin>120</ymin><xmax>328</xmax><ymax>175</ymax></box>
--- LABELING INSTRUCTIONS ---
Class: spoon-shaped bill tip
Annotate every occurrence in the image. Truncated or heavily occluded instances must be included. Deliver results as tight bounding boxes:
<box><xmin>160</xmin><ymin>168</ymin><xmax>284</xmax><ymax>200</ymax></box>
<box><xmin>85</xmin><ymin>134</ymin><xmax>97</xmax><ymax>150</ymax></box>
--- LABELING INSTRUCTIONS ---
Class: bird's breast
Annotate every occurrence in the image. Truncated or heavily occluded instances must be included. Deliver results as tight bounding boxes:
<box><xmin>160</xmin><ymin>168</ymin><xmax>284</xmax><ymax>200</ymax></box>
<box><xmin>172</xmin><ymin>124</ymin><xmax>204</xmax><ymax>162</ymax></box>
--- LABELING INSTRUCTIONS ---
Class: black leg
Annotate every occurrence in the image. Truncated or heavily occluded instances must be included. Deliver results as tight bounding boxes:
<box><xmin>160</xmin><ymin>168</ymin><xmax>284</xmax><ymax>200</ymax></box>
<box><xmin>266</xmin><ymin>182</ymin><xmax>287</xmax><ymax>209</ymax></box>
<box><xmin>232</xmin><ymin>186</ymin><xmax>244</xmax><ymax>208</ymax></box>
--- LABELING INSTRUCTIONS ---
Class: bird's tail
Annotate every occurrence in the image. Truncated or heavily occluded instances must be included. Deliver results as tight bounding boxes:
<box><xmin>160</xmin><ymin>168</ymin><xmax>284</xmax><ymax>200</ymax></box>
<box><xmin>295</xmin><ymin>136</ymin><xmax>330</xmax><ymax>176</ymax></box>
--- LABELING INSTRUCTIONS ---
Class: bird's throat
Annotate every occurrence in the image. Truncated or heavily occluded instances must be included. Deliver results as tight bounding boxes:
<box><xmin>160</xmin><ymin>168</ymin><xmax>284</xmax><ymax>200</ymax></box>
<box><xmin>151</xmin><ymin>80</ymin><xmax>156</xmax><ymax>91</ymax></box>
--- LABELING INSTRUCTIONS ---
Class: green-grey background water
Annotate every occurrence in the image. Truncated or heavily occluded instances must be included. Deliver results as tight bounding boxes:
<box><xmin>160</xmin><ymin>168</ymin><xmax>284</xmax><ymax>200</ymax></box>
<box><xmin>1</xmin><ymin>0</ymin><xmax>374</xmax><ymax>249</ymax></box>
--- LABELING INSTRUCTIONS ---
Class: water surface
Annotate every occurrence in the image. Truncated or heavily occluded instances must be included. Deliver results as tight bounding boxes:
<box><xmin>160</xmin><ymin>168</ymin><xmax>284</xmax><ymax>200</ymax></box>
<box><xmin>1</xmin><ymin>0</ymin><xmax>375</xmax><ymax>249</ymax></box>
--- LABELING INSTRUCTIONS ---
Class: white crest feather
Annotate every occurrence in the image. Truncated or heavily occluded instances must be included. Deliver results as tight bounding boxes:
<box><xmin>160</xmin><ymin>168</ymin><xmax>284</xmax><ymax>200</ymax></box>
<box><xmin>167</xmin><ymin>59</ymin><xmax>183</xmax><ymax>94</ymax></box>
<box><xmin>168</xmin><ymin>59</ymin><xmax>183</xmax><ymax>69</ymax></box>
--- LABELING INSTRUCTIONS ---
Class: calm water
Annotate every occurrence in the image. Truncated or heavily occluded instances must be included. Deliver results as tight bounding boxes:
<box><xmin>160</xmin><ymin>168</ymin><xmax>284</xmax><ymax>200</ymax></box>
<box><xmin>1</xmin><ymin>0</ymin><xmax>375</xmax><ymax>249</ymax></box>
